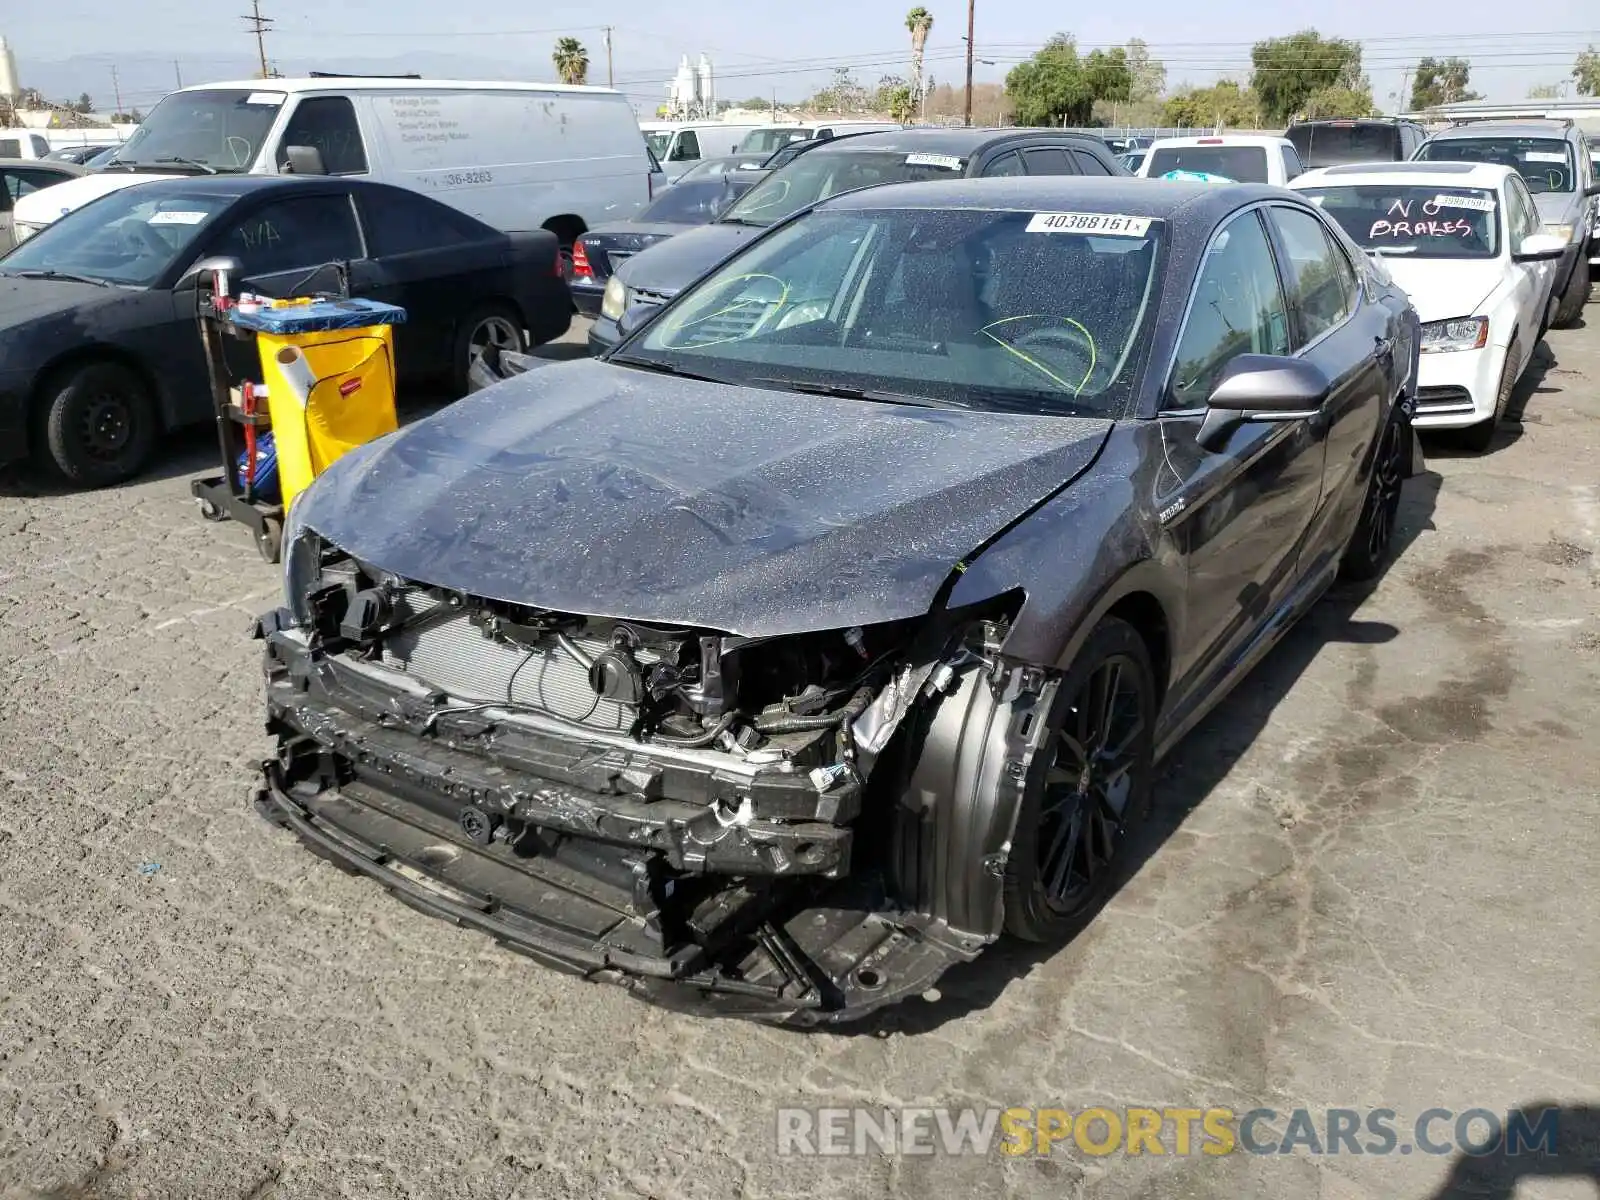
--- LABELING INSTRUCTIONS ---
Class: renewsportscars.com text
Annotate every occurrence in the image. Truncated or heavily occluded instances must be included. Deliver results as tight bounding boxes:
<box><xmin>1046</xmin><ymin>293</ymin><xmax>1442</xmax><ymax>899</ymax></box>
<box><xmin>776</xmin><ymin>1106</ymin><xmax>1561</xmax><ymax>1158</ymax></box>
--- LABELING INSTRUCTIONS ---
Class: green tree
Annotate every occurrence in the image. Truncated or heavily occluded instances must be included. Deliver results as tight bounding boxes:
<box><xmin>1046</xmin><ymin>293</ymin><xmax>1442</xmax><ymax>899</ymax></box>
<box><xmin>1161</xmin><ymin>81</ymin><xmax>1259</xmax><ymax>129</ymax></box>
<box><xmin>812</xmin><ymin>66</ymin><xmax>868</xmax><ymax>113</ymax></box>
<box><xmin>906</xmin><ymin>7</ymin><xmax>934</xmax><ymax>109</ymax></box>
<box><xmin>1125</xmin><ymin>38</ymin><xmax>1166</xmax><ymax>103</ymax></box>
<box><xmin>1528</xmin><ymin>82</ymin><xmax>1564</xmax><ymax>100</ymax></box>
<box><xmin>73</xmin><ymin>92</ymin><xmax>94</xmax><ymax>114</ymax></box>
<box><xmin>1250</xmin><ymin>30</ymin><xmax>1363</xmax><ymax>124</ymax></box>
<box><xmin>1300</xmin><ymin>86</ymin><xmax>1375</xmax><ymax>118</ymax></box>
<box><xmin>1409</xmin><ymin>57</ymin><xmax>1479</xmax><ymax>109</ymax></box>
<box><xmin>1575</xmin><ymin>46</ymin><xmax>1600</xmax><ymax>96</ymax></box>
<box><xmin>552</xmin><ymin>37</ymin><xmax>589</xmax><ymax>85</ymax></box>
<box><xmin>1005</xmin><ymin>35</ymin><xmax>1130</xmax><ymax>127</ymax></box>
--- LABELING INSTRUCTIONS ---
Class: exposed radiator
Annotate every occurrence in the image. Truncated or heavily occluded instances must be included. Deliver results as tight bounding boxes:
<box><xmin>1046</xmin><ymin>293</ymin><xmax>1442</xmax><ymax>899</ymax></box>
<box><xmin>379</xmin><ymin>593</ymin><xmax>658</xmax><ymax>732</ymax></box>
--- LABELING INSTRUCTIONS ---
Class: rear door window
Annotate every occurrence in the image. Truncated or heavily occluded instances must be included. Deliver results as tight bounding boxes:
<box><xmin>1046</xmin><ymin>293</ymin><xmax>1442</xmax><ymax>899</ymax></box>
<box><xmin>1072</xmin><ymin>149</ymin><xmax>1112</xmax><ymax>175</ymax></box>
<box><xmin>982</xmin><ymin>151</ymin><xmax>1025</xmax><ymax>177</ymax></box>
<box><xmin>1022</xmin><ymin>147</ymin><xmax>1077</xmax><ymax>175</ymax></box>
<box><xmin>360</xmin><ymin>186</ymin><xmax>489</xmax><ymax>256</ymax></box>
<box><xmin>276</xmin><ymin>96</ymin><xmax>369</xmax><ymax>175</ymax></box>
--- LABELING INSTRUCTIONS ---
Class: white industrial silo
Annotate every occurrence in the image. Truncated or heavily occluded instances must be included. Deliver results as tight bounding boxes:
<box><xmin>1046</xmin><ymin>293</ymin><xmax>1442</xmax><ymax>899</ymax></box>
<box><xmin>697</xmin><ymin>54</ymin><xmax>714</xmax><ymax>115</ymax></box>
<box><xmin>0</xmin><ymin>37</ymin><xmax>21</xmax><ymax>103</ymax></box>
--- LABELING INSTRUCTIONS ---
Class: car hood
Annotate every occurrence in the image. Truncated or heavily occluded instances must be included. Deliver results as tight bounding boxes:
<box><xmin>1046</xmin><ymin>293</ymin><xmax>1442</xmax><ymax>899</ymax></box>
<box><xmin>613</xmin><ymin>222</ymin><xmax>759</xmax><ymax>295</ymax></box>
<box><xmin>293</xmin><ymin>359</ymin><xmax>1113</xmax><ymax>636</ymax></box>
<box><xmin>11</xmin><ymin>171</ymin><xmax>170</xmax><ymax>225</ymax></box>
<box><xmin>1377</xmin><ymin>257</ymin><xmax>1506</xmax><ymax>321</ymax></box>
<box><xmin>0</xmin><ymin>276</ymin><xmax>127</xmax><ymax>327</ymax></box>
<box><xmin>1531</xmin><ymin>190</ymin><xmax>1580</xmax><ymax>226</ymax></box>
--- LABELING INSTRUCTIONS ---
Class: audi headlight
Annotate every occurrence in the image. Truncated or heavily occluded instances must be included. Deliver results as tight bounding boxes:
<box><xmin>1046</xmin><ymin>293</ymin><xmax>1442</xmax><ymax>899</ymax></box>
<box><xmin>600</xmin><ymin>275</ymin><xmax>629</xmax><ymax>321</ymax></box>
<box><xmin>1543</xmin><ymin>222</ymin><xmax>1576</xmax><ymax>244</ymax></box>
<box><xmin>1419</xmin><ymin>317</ymin><xmax>1488</xmax><ymax>354</ymax></box>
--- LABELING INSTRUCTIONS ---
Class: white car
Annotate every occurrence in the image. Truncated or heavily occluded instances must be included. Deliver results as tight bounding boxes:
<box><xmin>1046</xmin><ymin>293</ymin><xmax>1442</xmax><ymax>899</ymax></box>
<box><xmin>1137</xmin><ymin>134</ymin><xmax>1306</xmax><ymax>186</ymax></box>
<box><xmin>1292</xmin><ymin>161</ymin><xmax>1567</xmax><ymax>450</ymax></box>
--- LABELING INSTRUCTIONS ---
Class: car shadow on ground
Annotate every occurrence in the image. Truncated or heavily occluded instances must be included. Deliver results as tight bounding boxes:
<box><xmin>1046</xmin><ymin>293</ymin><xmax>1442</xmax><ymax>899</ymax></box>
<box><xmin>851</xmin><ymin>468</ymin><xmax>1444</xmax><ymax>1037</ymax></box>
<box><xmin>1428</xmin><ymin>1103</ymin><xmax>1599</xmax><ymax>1198</ymax></box>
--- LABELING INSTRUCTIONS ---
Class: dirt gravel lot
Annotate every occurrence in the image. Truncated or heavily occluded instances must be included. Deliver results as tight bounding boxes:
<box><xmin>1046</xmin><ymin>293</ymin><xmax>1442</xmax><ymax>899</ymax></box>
<box><xmin>1</xmin><ymin>315</ymin><xmax>1597</xmax><ymax>1200</ymax></box>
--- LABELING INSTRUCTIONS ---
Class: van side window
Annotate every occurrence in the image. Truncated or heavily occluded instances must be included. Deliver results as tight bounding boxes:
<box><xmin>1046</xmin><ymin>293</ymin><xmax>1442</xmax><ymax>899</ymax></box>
<box><xmin>277</xmin><ymin>97</ymin><xmax>369</xmax><ymax>175</ymax></box>
<box><xmin>671</xmin><ymin>131</ymin><xmax>700</xmax><ymax>162</ymax></box>
<box><xmin>31</xmin><ymin>135</ymin><xmax>49</xmax><ymax>157</ymax></box>
<box><xmin>0</xmin><ymin>139</ymin><xmax>20</xmax><ymax>158</ymax></box>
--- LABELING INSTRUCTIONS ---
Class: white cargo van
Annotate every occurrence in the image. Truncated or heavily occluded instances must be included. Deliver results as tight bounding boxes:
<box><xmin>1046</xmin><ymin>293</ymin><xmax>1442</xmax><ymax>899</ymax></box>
<box><xmin>0</xmin><ymin>129</ymin><xmax>53</xmax><ymax>159</ymax></box>
<box><xmin>639</xmin><ymin>121</ymin><xmax>764</xmax><ymax>178</ymax></box>
<box><xmin>10</xmin><ymin>78</ymin><xmax>655</xmax><ymax>257</ymax></box>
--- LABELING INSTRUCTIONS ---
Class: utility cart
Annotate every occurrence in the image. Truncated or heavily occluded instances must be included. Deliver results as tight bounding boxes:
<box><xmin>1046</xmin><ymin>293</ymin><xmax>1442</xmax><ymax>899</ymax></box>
<box><xmin>187</xmin><ymin>257</ymin><xmax>406</xmax><ymax>563</ymax></box>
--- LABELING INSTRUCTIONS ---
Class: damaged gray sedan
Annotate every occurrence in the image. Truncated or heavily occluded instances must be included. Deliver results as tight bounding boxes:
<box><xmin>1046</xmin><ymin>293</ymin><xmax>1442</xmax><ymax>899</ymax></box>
<box><xmin>254</xmin><ymin>178</ymin><xmax>1420</xmax><ymax>1024</ymax></box>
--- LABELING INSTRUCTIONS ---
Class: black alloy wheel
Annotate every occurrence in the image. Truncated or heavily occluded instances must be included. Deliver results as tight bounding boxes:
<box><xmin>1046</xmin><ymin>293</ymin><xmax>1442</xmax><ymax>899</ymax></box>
<box><xmin>1340</xmin><ymin>409</ymin><xmax>1408</xmax><ymax>581</ymax></box>
<box><xmin>1004</xmin><ymin>617</ymin><xmax>1155</xmax><ymax>942</ymax></box>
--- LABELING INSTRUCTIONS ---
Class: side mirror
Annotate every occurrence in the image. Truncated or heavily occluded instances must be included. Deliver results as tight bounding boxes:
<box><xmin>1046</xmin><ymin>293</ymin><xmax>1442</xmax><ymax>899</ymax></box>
<box><xmin>1584</xmin><ymin>183</ymin><xmax>1600</xmax><ymax>197</ymax></box>
<box><xmin>280</xmin><ymin>145</ymin><xmax>326</xmax><ymax>176</ymax></box>
<box><xmin>1514</xmin><ymin>232</ymin><xmax>1567</xmax><ymax>262</ymax></box>
<box><xmin>179</xmin><ymin>253</ymin><xmax>245</xmax><ymax>293</ymax></box>
<box><xmin>1197</xmin><ymin>355</ymin><xmax>1330</xmax><ymax>452</ymax></box>
<box><xmin>616</xmin><ymin>303</ymin><xmax>659</xmax><ymax>339</ymax></box>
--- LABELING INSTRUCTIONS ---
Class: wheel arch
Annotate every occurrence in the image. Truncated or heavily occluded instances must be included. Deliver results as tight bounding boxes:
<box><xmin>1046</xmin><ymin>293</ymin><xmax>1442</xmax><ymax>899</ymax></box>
<box><xmin>540</xmin><ymin>213</ymin><xmax>588</xmax><ymax>247</ymax></box>
<box><xmin>28</xmin><ymin>344</ymin><xmax>168</xmax><ymax>436</ymax></box>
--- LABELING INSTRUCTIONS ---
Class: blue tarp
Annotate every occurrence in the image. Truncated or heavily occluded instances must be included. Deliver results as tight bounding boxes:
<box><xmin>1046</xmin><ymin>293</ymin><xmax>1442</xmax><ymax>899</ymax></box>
<box><xmin>227</xmin><ymin>297</ymin><xmax>407</xmax><ymax>334</ymax></box>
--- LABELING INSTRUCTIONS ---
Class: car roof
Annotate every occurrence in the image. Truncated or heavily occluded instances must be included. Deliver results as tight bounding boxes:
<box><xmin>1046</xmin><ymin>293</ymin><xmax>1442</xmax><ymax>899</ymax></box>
<box><xmin>817</xmin><ymin>175</ymin><xmax>1280</xmax><ymax>219</ymax></box>
<box><xmin>177</xmin><ymin>77</ymin><xmax>625</xmax><ymax>98</ymax></box>
<box><xmin>799</xmin><ymin>126</ymin><xmax>1108</xmax><ymax>156</ymax></box>
<box><xmin>1148</xmin><ymin>134</ymin><xmax>1292</xmax><ymax>149</ymax></box>
<box><xmin>0</xmin><ymin>157</ymin><xmax>87</xmax><ymax>171</ymax></box>
<box><xmin>1292</xmin><ymin>162</ymin><xmax>1516</xmax><ymax>188</ymax></box>
<box><xmin>1289</xmin><ymin>116</ymin><xmax>1414</xmax><ymax>127</ymax></box>
<box><xmin>1426</xmin><ymin>120</ymin><xmax>1577</xmax><ymax>141</ymax></box>
<box><xmin>110</xmin><ymin>174</ymin><xmax>381</xmax><ymax>201</ymax></box>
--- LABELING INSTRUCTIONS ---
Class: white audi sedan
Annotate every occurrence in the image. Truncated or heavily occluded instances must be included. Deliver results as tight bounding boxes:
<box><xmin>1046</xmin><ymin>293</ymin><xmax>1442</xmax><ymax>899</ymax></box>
<box><xmin>1291</xmin><ymin>161</ymin><xmax>1565</xmax><ymax>450</ymax></box>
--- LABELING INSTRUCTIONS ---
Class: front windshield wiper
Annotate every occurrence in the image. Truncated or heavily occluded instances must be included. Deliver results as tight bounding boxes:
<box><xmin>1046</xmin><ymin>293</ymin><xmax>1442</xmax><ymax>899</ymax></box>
<box><xmin>608</xmin><ymin>355</ymin><xmax>740</xmax><ymax>385</ymax></box>
<box><xmin>103</xmin><ymin>155</ymin><xmax>219</xmax><ymax>174</ymax></box>
<box><xmin>716</xmin><ymin>216</ymin><xmax>773</xmax><ymax>228</ymax></box>
<box><xmin>3</xmin><ymin>269</ymin><xmax>116</xmax><ymax>288</ymax></box>
<box><xmin>150</xmin><ymin>155</ymin><xmax>220</xmax><ymax>174</ymax></box>
<box><xmin>750</xmin><ymin>377</ymin><xmax>972</xmax><ymax>410</ymax></box>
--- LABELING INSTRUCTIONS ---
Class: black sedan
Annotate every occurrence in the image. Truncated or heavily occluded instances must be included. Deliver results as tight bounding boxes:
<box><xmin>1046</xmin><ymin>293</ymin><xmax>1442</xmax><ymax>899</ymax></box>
<box><xmin>255</xmin><ymin>178</ymin><xmax>1420</xmax><ymax>1025</ymax></box>
<box><xmin>569</xmin><ymin>174</ymin><xmax>757</xmax><ymax>317</ymax></box>
<box><xmin>0</xmin><ymin>175</ymin><xmax>570</xmax><ymax>485</ymax></box>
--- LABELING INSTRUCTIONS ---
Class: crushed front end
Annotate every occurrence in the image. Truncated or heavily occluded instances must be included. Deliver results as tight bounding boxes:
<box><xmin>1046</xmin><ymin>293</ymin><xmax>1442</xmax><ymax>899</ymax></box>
<box><xmin>255</xmin><ymin>534</ymin><xmax>1054</xmax><ymax>1025</ymax></box>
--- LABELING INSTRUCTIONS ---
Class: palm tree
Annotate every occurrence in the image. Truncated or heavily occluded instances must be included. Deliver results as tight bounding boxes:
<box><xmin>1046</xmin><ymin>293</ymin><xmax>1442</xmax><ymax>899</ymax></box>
<box><xmin>906</xmin><ymin>7</ymin><xmax>934</xmax><ymax>116</ymax></box>
<box><xmin>552</xmin><ymin>37</ymin><xmax>590</xmax><ymax>86</ymax></box>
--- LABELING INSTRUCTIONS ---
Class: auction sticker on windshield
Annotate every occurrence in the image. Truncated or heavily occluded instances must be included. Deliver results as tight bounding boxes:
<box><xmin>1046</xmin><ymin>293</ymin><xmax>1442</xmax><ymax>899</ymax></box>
<box><xmin>149</xmin><ymin>211</ymin><xmax>209</xmax><ymax>225</ymax></box>
<box><xmin>1523</xmin><ymin>151</ymin><xmax>1567</xmax><ymax>163</ymax></box>
<box><xmin>1432</xmin><ymin>194</ymin><xmax>1495</xmax><ymax>212</ymax></box>
<box><xmin>906</xmin><ymin>153</ymin><xmax>963</xmax><ymax>170</ymax></box>
<box><xmin>1027</xmin><ymin>212</ymin><xmax>1152</xmax><ymax>236</ymax></box>
<box><xmin>244</xmin><ymin>92</ymin><xmax>285</xmax><ymax>106</ymax></box>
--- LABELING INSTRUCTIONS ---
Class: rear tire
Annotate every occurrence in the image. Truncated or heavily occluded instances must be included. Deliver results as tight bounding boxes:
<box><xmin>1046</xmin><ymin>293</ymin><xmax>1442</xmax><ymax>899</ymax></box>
<box><xmin>1458</xmin><ymin>340</ymin><xmax>1519</xmax><ymax>454</ymax></box>
<box><xmin>1552</xmin><ymin>256</ymin><xmax>1592</xmax><ymax>328</ymax></box>
<box><xmin>452</xmin><ymin>304</ymin><xmax>527</xmax><ymax>396</ymax></box>
<box><xmin>1003</xmin><ymin>617</ymin><xmax>1155</xmax><ymax>944</ymax></box>
<box><xmin>41</xmin><ymin>361</ymin><xmax>158</xmax><ymax>487</ymax></box>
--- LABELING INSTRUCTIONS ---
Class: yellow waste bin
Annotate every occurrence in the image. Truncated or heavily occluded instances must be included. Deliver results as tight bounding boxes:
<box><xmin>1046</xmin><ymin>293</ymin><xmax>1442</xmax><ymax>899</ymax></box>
<box><xmin>232</xmin><ymin>297</ymin><xmax>407</xmax><ymax>510</ymax></box>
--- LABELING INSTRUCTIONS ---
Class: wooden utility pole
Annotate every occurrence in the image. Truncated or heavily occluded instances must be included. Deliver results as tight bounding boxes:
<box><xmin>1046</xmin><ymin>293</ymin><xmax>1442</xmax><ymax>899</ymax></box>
<box><xmin>110</xmin><ymin>65</ymin><xmax>123</xmax><ymax>116</ymax></box>
<box><xmin>242</xmin><ymin>0</ymin><xmax>272</xmax><ymax>79</ymax></box>
<box><xmin>963</xmin><ymin>0</ymin><xmax>975</xmax><ymax>127</ymax></box>
<box><xmin>603</xmin><ymin>26</ymin><xmax>614</xmax><ymax>87</ymax></box>
<box><xmin>174</xmin><ymin>60</ymin><xmax>184</xmax><ymax>89</ymax></box>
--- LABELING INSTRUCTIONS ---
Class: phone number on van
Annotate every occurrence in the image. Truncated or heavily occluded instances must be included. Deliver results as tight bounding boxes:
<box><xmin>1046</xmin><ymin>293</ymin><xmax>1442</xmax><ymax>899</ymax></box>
<box><xmin>443</xmin><ymin>170</ymin><xmax>494</xmax><ymax>186</ymax></box>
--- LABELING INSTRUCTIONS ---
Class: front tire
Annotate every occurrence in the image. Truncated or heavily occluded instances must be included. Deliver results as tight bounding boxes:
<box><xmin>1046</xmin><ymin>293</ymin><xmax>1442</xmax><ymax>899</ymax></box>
<box><xmin>41</xmin><ymin>361</ymin><xmax>158</xmax><ymax>487</ymax></box>
<box><xmin>1458</xmin><ymin>340</ymin><xmax>1520</xmax><ymax>454</ymax></box>
<box><xmin>1003</xmin><ymin>617</ymin><xmax>1155</xmax><ymax>943</ymax></box>
<box><xmin>452</xmin><ymin>304</ymin><xmax>527</xmax><ymax>396</ymax></box>
<box><xmin>1340</xmin><ymin>402</ymin><xmax>1409</xmax><ymax>581</ymax></box>
<box><xmin>1552</xmin><ymin>254</ymin><xmax>1592</xmax><ymax>328</ymax></box>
